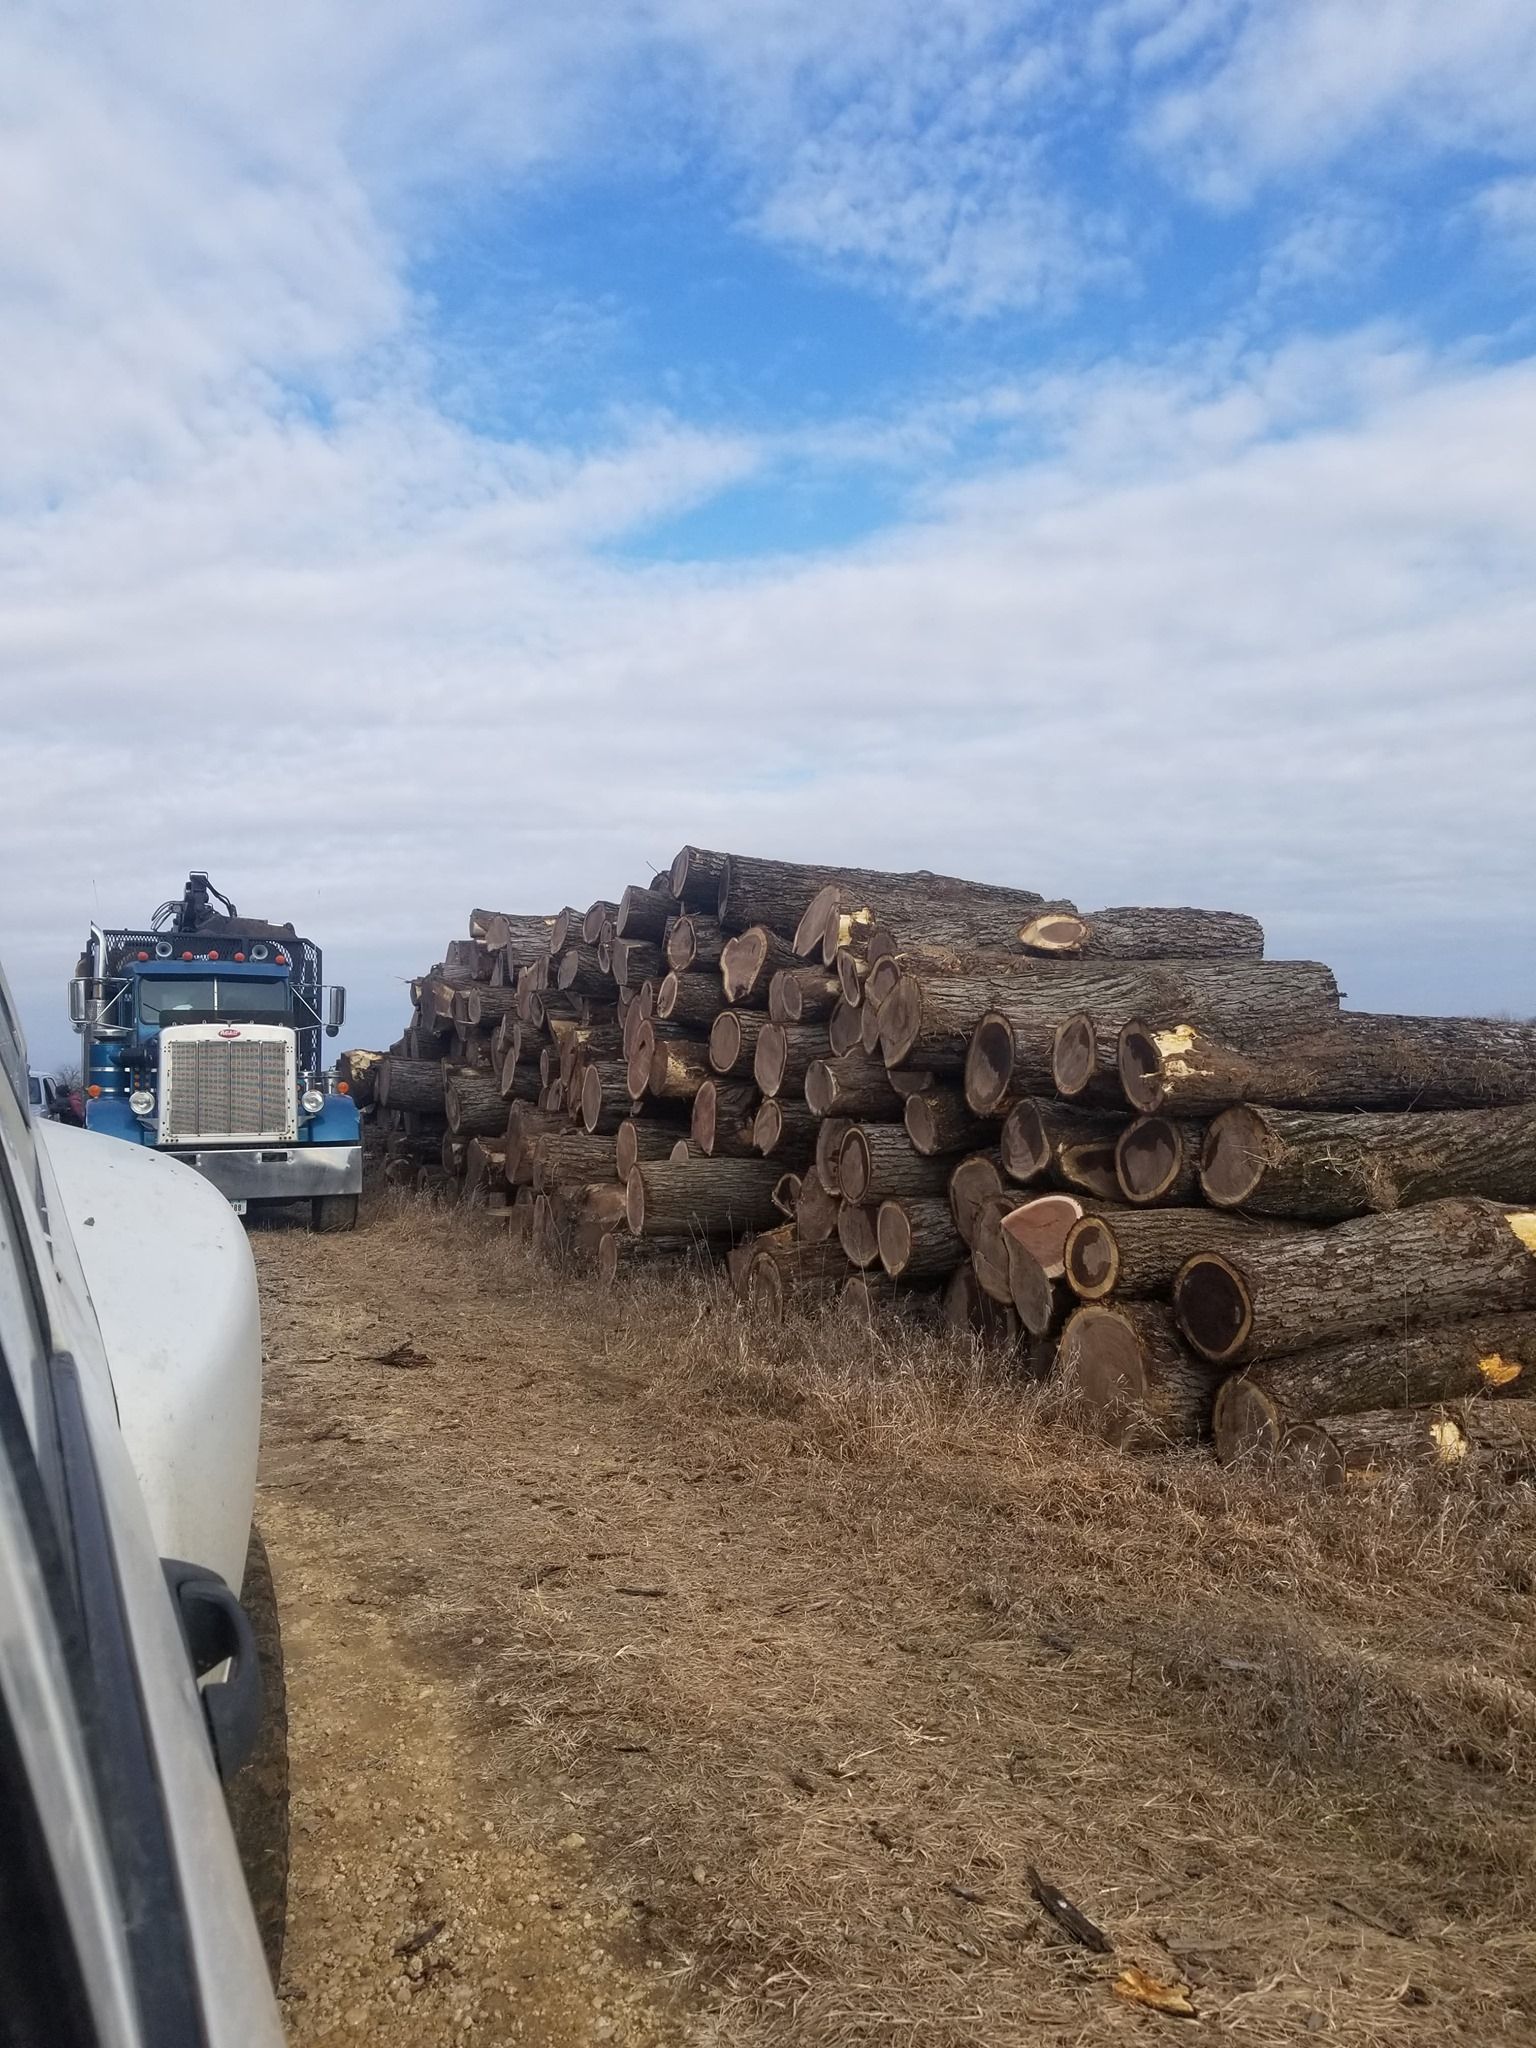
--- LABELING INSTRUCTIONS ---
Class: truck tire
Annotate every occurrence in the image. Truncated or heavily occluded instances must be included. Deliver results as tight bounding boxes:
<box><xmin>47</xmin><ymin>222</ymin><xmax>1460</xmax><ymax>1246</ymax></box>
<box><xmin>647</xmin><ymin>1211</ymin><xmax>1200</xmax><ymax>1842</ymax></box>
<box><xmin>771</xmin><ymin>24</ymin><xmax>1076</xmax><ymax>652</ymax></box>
<box><xmin>311</xmin><ymin>1193</ymin><xmax>359</xmax><ymax>1233</ymax></box>
<box><xmin>226</xmin><ymin>1528</ymin><xmax>289</xmax><ymax>1984</ymax></box>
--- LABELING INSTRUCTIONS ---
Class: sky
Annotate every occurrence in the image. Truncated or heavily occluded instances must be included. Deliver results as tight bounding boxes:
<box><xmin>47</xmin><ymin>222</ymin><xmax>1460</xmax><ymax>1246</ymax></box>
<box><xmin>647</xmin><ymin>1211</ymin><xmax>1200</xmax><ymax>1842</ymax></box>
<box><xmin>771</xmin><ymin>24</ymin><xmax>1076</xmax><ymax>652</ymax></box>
<box><xmin>3</xmin><ymin>0</ymin><xmax>1535</xmax><ymax>1068</ymax></box>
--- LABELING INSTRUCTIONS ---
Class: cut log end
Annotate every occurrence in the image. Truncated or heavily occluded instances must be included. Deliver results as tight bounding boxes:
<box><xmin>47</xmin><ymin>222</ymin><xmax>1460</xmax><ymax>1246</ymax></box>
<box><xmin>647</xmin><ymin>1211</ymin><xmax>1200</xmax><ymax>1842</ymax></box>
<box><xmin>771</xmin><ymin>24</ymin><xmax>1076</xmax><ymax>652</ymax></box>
<box><xmin>1050</xmin><ymin>1014</ymin><xmax>1098</xmax><ymax>1098</ymax></box>
<box><xmin>1211</xmin><ymin>1376</ymin><xmax>1286</xmax><ymax>1468</ymax></box>
<box><xmin>879</xmin><ymin>978</ymin><xmax>921</xmax><ymax>1068</ymax></box>
<box><xmin>1002</xmin><ymin>1193</ymin><xmax>1084</xmax><ymax>1279</ymax></box>
<box><xmin>1019</xmin><ymin>911</ymin><xmax>1089</xmax><ymax>956</ymax></box>
<box><xmin>709</xmin><ymin>1010</ymin><xmax>744</xmax><ymax>1074</ymax></box>
<box><xmin>836</xmin><ymin>949</ymin><xmax>864</xmax><ymax>1008</ymax></box>
<box><xmin>1062</xmin><ymin>1306</ymin><xmax>1150</xmax><ymax>1422</ymax></box>
<box><xmin>839</xmin><ymin>1127</ymin><xmax>873</xmax><ymax>1206</ymax></box>
<box><xmin>794</xmin><ymin>884</ymin><xmax>839</xmax><ymax>960</ymax></box>
<box><xmin>624</xmin><ymin>1167</ymin><xmax>646</xmax><ymax>1234</ymax></box>
<box><xmin>1173</xmin><ymin>1252</ymin><xmax>1253</xmax><ymax>1363</ymax></box>
<box><xmin>1201</xmin><ymin>1105</ymin><xmax>1269</xmax><ymax>1207</ymax></box>
<box><xmin>1064</xmin><ymin>1215</ymin><xmax>1119</xmax><ymax>1301</ymax></box>
<box><xmin>999</xmin><ymin>1100</ymin><xmax>1049</xmax><ymax>1182</ymax></box>
<box><xmin>839</xmin><ymin>1202</ymin><xmax>881</xmax><ymax>1270</ymax></box>
<box><xmin>1116</xmin><ymin>1116</ymin><xmax>1185</xmax><ymax>1204</ymax></box>
<box><xmin>1117</xmin><ymin>1019</ymin><xmax>1165</xmax><ymax>1115</ymax></box>
<box><xmin>964</xmin><ymin>1012</ymin><xmax>1015</xmax><ymax>1115</ymax></box>
<box><xmin>876</xmin><ymin>1202</ymin><xmax>913</xmax><ymax>1277</ymax></box>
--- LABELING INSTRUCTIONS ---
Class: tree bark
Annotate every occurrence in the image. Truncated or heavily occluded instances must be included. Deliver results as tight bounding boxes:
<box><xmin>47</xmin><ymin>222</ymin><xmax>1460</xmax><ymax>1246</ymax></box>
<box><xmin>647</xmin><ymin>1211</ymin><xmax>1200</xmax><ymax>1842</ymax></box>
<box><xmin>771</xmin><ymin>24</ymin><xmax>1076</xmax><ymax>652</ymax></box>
<box><xmin>1057</xmin><ymin>1302</ymin><xmax>1222</xmax><ymax>1449</ymax></box>
<box><xmin>497</xmin><ymin>1053</ymin><xmax>542</xmax><ymax>1105</ymax></box>
<box><xmin>1212</xmin><ymin>1313</ymin><xmax>1536</xmax><ymax>1465</ymax></box>
<box><xmin>614</xmin><ymin>1116</ymin><xmax>688</xmax><ymax>1179</ymax></box>
<box><xmin>814</xmin><ymin>1117</ymin><xmax>854</xmax><ymax>1196</ymax></box>
<box><xmin>709</xmin><ymin>1007</ymin><xmax>770</xmax><ymax>1077</ymax></box>
<box><xmin>646</xmin><ymin>1035</ymin><xmax>715</xmax><ymax>1104</ymax></box>
<box><xmin>610</xmin><ymin>939</ymin><xmax>663</xmax><ymax>994</ymax></box>
<box><xmin>464</xmin><ymin>986</ymin><xmax>519</xmax><ymax>1029</ymax></box>
<box><xmin>445</xmin><ymin>1068</ymin><xmax>506</xmax><ymax>1137</ymax></box>
<box><xmin>1115</xmin><ymin>1115</ymin><xmax>1205</xmax><ymax>1206</ymax></box>
<box><xmin>1173</xmin><ymin>1199</ymin><xmax>1536</xmax><ymax>1366</ymax></box>
<box><xmin>1065</xmin><ymin>1209</ymin><xmax>1300</xmax><ymax>1303</ymax></box>
<box><xmin>815</xmin><ymin>877</ymin><xmax>1057</xmax><ymax>968</ymax></box>
<box><xmin>531</xmin><ymin>1133</ymin><xmax>622</xmax><ymax>1193</ymax></box>
<box><xmin>839</xmin><ymin>1125</ymin><xmax>956</xmax><ymax>1204</ymax></box>
<box><xmin>1050</xmin><ymin>1015</ymin><xmax>1129</xmax><ymax>1106</ymax></box>
<box><xmin>943</xmin><ymin>1264</ymin><xmax>1023</xmax><ymax>1347</ymax></box>
<box><xmin>625</xmin><ymin>1158</ymin><xmax>785</xmax><ymax>1238</ymax></box>
<box><xmin>1018</xmin><ymin>906</ymin><xmax>1264</xmax><ymax>960</ymax></box>
<box><xmin>580</xmin><ymin>1061</ymin><xmax>634</xmax><ymax>1135</ymax></box>
<box><xmin>445</xmin><ymin>937</ymin><xmax>495</xmax><ymax>981</ymax></box>
<box><xmin>949</xmin><ymin>1153</ymin><xmax>1005</xmax><ymax>1246</ymax></box>
<box><xmin>377</xmin><ymin>1057</ymin><xmax>450</xmax><ymax>1116</ymax></box>
<box><xmin>804</xmin><ymin>1053</ymin><xmax>909</xmax><ymax>1119</ymax></box>
<box><xmin>555</xmin><ymin>945</ymin><xmax>614</xmax><ymax>997</ymax></box>
<box><xmin>721</xmin><ymin>926</ymin><xmax>800</xmax><ymax>1006</ymax></box>
<box><xmin>657</xmin><ymin>970</ymin><xmax>726</xmax><ymax>1030</ymax></box>
<box><xmin>904</xmin><ymin>1089</ymin><xmax>992</xmax><ymax>1158</ymax></box>
<box><xmin>769</xmin><ymin>967</ymin><xmax>842</xmax><ymax>1025</ymax></box>
<box><xmin>884</xmin><ymin>960</ymin><xmax>1338</xmax><ymax>1074</ymax></box>
<box><xmin>753</xmin><ymin>1098</ymin><xmax>819</xmax><ymax>1157</ymax></box>
<box><xmin>792</xmin><ymin>1170</ymin><xmax>840</xmax><ymax>1244</ymax></box>
<box><xmin>791</xmin><ymin>869</ymin><xmax>1051</xmax><ymax>960</ymax></box>
<box><xmin>596</xmin><ymin>1230</ymin><xmax>696</xmax><ymax>1285</ymax></box>
<box><xmin>1000</xmin><ymin>1100</ymin><xmax>1129</xmax><ymax>1203</ymax></box>
<box><xmin>716</xmin><ymin>855</ymin><xmax>838</xmax><ymax>937</ymax></box>
<box><xmin>837</xmin><ymin>1200</ymin><xmax>881</xmax><ymax>1269</ymax></box>
<box><xmin>754</xmin><ymin>1024</ymin><xmax>827</xmax><ymax>1098</ymax></box>
<box><xmin>615</xmin><ymin>884</ymin><xmax>674</xmax><ymax>943</ymax></box>
<box><xmin>666</xmin><ymin>913</ymin><xmax>724</xmax><ymax>974</ymax></box>
<box><xmin>877</xmin><ymin>1197</ymin><xmax>965</xmax><ymax>1280</ymax></box>
<box><xmin>827</xmin><ymin>998</ymin><xmax>863</xmax><ymax>1058</ymax></box>
<box><xmin>1120</xmin><ymin>1011</ymin><xmax>1536</xmax><ymax>1118</ymax></box>
<box><xmin>691</xmin><ymin>1079</ymin><xmax>759</xmax><ymax>1158</ymax></box>
<box><xmin>746</xmin><ymin>1240</ymin><xmax>851</xmax><ymax>1320</ymax></box>
<box><xmin>1201</xmin><ymin>1102</ymin><xmax>1536</xmax><ymax>1223</ymax></box>
<box><xmin>1263</xmin><ymin>1398</ymin><xmax>1536</xmax><ymax>1486</ymax></box>
<box><xmin>668</xmin><ymin>845</ymin><xmax>731</xmax><ymax>912</ymax></box>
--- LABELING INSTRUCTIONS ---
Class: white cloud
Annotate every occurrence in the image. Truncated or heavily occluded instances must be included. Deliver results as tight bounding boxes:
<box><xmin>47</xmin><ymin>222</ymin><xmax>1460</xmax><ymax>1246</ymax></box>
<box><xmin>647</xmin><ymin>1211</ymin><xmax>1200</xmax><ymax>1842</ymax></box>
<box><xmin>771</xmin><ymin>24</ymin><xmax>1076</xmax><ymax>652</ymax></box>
<box><xmin>1134</xmin><ymin>0</ymin><xmax>1536</xmax><ymax>201</ymax></box>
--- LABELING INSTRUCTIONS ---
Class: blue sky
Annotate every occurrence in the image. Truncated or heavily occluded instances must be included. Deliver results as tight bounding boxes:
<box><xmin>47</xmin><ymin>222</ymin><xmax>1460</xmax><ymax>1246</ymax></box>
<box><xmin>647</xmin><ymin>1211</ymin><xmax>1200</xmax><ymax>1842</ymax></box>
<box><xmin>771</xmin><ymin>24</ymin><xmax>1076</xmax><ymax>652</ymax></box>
<box><xmin>3</xmin><ymin>0</ymin><xmax>1535</xmax><ymax>1064</ymax></box>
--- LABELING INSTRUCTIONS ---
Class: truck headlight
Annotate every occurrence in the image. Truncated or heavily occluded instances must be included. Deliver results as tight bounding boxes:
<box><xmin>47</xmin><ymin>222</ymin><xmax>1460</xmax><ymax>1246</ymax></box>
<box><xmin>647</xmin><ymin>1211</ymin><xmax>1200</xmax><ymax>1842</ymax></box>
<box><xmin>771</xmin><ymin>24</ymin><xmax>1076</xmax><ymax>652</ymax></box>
<box><xmin>300</xmin><ymin>1087</ymin><xmax>325</xmax><ymax>1115</ymax></box>
<box><xmin>129</xmin><ymin>1088</ymin><xmax>155</xmax><ymax>1117</ymax></box>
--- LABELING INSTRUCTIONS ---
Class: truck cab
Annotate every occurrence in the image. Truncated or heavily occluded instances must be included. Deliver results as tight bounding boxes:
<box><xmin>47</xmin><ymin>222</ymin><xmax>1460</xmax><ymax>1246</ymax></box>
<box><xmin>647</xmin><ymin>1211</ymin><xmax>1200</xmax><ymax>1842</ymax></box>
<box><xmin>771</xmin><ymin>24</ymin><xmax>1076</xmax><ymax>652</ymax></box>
<box><xmin>70</xmin><ymin>875</ymin><xmax>362</xmax><ymax>1231</ymax></box>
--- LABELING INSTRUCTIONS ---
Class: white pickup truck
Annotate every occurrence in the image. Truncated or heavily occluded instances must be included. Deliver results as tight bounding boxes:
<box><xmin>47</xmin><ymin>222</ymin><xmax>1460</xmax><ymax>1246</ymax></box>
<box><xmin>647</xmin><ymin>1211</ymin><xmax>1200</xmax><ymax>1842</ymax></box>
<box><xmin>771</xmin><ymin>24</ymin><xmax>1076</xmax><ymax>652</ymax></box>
<box><xmin>0</xmin><ymin>962</ymin><xmax>284</xmax><ymax>2044</ymax></box>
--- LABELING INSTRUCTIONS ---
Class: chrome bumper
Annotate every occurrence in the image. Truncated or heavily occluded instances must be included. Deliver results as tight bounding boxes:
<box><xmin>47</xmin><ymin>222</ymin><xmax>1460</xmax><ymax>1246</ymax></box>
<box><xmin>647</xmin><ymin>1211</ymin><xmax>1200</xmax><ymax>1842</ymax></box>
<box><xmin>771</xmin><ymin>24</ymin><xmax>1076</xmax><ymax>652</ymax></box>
<box><xmin>166</xmin><ymin>1143</ymin><xmax>363</xmax><ymax>1202</ymax></box>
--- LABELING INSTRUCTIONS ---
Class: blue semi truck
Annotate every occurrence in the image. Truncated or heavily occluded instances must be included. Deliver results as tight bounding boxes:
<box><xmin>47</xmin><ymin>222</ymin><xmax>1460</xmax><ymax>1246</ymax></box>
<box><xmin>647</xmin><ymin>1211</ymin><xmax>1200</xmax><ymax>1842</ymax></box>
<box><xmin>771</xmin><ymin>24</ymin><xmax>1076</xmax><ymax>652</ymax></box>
<box><xmin>70</xmin><ymin>872</ymin><xmax>362</xmax><ymax>1230</ymax></box>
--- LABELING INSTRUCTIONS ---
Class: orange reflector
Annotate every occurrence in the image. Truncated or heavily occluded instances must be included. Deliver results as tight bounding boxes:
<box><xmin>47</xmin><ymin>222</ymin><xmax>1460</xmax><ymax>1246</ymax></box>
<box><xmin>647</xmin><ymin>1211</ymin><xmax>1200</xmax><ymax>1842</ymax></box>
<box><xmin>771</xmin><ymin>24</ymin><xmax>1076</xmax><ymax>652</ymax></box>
<box><xmin>87</xmin><ymin>1084</ymin><xmax>102</xmax><ymax>1099</ymax></box>
<box><xmin>336</xmin><ymin>1081</ymin><xmax>350</xmax><ymax>1094</ymax></box>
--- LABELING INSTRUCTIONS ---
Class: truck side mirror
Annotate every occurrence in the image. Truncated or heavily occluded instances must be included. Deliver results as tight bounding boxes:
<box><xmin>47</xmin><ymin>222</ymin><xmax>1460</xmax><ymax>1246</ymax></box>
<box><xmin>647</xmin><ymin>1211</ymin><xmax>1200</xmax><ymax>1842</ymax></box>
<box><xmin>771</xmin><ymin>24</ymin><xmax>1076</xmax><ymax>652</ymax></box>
<box><xmin>326</xmin><ymin>987</ymin><xmax>346</xmax><ymax>1030</ymax></box>
<box><xmin>68</xmin><ymin>979</ymin><xmax>89</xmax><ymax>1029</ymax></box>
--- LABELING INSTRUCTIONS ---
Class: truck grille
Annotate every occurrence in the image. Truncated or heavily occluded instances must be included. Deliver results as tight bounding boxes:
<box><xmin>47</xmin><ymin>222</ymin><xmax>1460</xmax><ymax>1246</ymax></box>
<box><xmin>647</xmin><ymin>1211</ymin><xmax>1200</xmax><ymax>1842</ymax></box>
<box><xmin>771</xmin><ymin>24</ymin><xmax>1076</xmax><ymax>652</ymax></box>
<box><xmin>162</xmin><ymin>1038</ymin><xmax>295</xmax><ymax>1143</ymax></box>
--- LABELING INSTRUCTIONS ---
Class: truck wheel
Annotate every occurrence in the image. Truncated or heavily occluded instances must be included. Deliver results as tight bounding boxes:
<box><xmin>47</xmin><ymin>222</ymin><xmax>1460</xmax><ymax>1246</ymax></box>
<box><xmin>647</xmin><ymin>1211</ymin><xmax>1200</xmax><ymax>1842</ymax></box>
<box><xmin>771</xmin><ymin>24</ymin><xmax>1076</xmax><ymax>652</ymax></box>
<box><xmin>226</xmin><ymin>1528</ymin><xmax>289</xmax><ymax>1984</ymax></box>
<box><xmin>311</xmin><ymin>1193</ymin><xmax>359</xmax><ymax>1232</ymax></box>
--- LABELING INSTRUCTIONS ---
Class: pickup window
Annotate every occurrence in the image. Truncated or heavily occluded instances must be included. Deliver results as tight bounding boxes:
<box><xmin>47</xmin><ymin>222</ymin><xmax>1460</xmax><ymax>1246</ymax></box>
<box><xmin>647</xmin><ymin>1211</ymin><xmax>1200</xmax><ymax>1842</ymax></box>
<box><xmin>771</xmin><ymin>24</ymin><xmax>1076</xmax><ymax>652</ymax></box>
<box><xmin>136</xmin><ymin>978</ymin><xmax>291</xmax><ymax>1024</ymax></box>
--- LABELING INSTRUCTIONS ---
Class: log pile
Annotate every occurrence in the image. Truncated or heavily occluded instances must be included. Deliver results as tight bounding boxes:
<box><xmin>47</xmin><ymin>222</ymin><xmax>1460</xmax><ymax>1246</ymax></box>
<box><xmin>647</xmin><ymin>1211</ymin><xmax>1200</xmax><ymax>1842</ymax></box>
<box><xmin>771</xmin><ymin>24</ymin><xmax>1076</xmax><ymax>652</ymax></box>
<box><xmin>362</xmin><ymin>853</ymin><xmax>1536</xmax><ymax>1485</ymax></box>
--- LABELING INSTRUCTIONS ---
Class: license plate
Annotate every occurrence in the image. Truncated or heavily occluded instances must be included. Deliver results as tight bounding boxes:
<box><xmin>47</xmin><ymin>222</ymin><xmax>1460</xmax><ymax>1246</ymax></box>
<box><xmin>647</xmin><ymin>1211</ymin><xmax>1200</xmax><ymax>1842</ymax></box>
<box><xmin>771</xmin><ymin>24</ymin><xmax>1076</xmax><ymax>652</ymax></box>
<box><xmin>228</xmin><ymin>1200</ymin><xmax>248</xmax><ymax>1216</ymax></box>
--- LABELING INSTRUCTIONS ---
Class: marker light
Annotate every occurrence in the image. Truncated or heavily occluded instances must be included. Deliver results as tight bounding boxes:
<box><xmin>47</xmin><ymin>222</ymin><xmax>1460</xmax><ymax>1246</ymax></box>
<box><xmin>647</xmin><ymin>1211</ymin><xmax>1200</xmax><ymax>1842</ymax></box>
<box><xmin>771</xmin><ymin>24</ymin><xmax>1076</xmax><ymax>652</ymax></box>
<box><xmin>300</xmin><ymin>1087</ymin><xmax>325</xmax><ymax>1115</ymax></box>
<box><xmin>207</xmin><ymin>949</ymin><xmax>219</xmax><ymax>960</ymax></box>
<box><xmin>182</xmin><ymin>951</ymin><xmax>194</xmax><ymax>961</ymax></box>
<box><xmin>274</xmin><ymin>952</ymin><xmax>287</xmax><ymax>966</ymax></box>
<box><xmin>137</xmin><ymin>950</ymin><xmax>149</xmax><ymax>960</ymax></box>
<box><xmin>87</xmin><ymin>1085</ymin><xmax>102</xmax><ymax>1099</ymax></box>
<box><xmin>129</xmin><ymin>1089</ymin><xmax>155</xmax><ymax>1117</ymax></box>
<box><xmin>336</xmin><ymin>1081</ymin><xmax>350</xmax><ymax>1094</ymax></box>
<box><xmin>233</xmin><ymin>952</ymin><xmax>246</xmax><ymax>962</ymax></box>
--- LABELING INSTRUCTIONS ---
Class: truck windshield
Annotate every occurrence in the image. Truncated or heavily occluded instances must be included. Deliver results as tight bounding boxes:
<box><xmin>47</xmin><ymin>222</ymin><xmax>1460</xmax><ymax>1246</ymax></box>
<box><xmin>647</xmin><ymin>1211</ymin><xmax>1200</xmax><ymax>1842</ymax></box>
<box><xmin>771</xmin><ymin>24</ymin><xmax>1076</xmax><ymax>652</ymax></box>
<box><xmin>136</xmin><ymin>978</ymin><xmax>292</xmax><ymax>1024</ymax></box>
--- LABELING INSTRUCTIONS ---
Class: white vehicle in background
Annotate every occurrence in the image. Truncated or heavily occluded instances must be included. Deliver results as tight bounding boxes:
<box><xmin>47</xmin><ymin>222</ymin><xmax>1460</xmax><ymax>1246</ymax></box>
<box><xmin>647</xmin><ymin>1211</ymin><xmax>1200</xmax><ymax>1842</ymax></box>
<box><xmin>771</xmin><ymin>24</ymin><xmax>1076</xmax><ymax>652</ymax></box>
<box><xmin>0</xmin><ymin>960</ymin><xmax>285</xmax><ymax>2044</ymax></box>
<box><xmin>27</xmin><ymin>1070</ymin><xmax>61</xmax><ymax>1119</ymax></box>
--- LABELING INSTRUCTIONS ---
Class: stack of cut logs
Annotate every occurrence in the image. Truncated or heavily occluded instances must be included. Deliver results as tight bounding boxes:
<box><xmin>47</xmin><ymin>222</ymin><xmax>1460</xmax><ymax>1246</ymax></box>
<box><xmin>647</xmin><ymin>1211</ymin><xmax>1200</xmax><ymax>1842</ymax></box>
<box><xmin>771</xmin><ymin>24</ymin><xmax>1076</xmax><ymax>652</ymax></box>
<box><xmin>362</xmin><ymin>850</ymin><xmax>1536</xmax><ymax>1486</ymax></box>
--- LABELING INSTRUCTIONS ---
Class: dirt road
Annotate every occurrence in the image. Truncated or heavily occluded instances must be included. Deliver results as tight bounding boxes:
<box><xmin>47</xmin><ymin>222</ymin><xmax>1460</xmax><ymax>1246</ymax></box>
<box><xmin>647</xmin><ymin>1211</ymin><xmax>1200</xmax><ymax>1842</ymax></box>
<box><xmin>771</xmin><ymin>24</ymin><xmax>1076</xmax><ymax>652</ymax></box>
<box><xmin>254</xmin><ymin>1197</ymin><xmax>1536</xmax><ymax>2046</ymax></box>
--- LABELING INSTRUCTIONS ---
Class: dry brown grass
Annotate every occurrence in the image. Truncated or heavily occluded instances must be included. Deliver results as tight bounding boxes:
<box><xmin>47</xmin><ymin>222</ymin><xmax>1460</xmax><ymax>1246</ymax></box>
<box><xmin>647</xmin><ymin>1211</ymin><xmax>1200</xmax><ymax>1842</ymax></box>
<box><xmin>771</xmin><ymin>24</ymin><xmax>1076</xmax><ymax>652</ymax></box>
<box><xmin>256</xmin><ymin>1192</ymin><xmax>1536</xmax><ymax>2045</ymax></box>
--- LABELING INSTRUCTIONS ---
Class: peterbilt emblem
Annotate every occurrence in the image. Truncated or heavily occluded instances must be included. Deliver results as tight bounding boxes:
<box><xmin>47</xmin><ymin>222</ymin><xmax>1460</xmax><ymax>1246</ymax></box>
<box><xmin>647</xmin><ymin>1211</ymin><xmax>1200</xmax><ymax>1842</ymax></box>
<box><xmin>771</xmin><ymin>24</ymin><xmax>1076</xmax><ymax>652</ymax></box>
<box><xmin>217</xmin><ymin>1026</ymin><xmax>242</xmax><ymax>1039</ymax></box>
